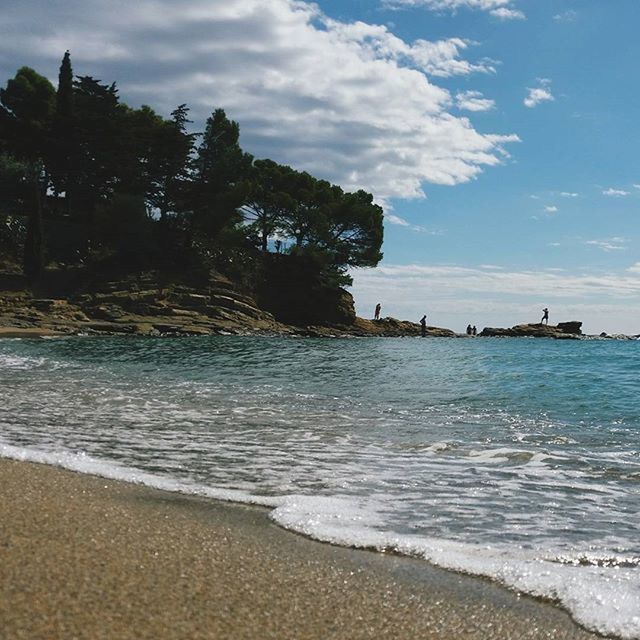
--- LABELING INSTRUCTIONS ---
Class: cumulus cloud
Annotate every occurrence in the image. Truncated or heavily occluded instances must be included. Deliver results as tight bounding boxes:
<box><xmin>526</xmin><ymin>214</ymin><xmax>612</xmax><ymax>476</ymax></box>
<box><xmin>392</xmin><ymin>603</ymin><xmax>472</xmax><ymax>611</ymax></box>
<box><xmin>544</xmin><ymin>205</ymin><xmax>558</xmax><ymax>213</ymax></box>
<box><xmin>0</xmin><ymin>0</ymin><xmax>518</xmax><ymax>202</ymax></box>
<box><xmin>455</xmin><ymin>90</ymin><xmax>495</xmax><ymax>112</ymax></box>
<box><xmin>382</xmin><ymin>0</ymin><xmax>525</xmax><ymax>20</ymax></box>
<box><xmin>602</xmin><ymin>188</ymin><xmax>630</xmax><ymax>197</ymax></box>
<box><xmin>524</xmin><ymin>79</ymin><xmax>554</xmax><ymax>108</ymax></box>
<box><xmin>628</xmin><ymin>263</ymin><xmax>640</xmax><ymax>274</ymax></box>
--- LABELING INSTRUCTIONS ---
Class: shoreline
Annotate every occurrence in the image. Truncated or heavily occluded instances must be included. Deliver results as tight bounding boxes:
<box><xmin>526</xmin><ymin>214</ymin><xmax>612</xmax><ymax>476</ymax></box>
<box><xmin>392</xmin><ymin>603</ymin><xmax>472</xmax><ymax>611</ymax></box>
<box><xmin>0</xmin><ymin>457</ymin><xmax>603</xmax><ymax>639</ymax></box>
<box><xmin>1</xmin><ymin>325</ymin><xmax>637</xmax><ymax>340</ymax></box>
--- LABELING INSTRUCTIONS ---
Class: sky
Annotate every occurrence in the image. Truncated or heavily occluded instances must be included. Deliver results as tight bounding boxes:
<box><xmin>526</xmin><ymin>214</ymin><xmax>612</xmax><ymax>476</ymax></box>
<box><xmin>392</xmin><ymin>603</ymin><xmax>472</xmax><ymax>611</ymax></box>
<box><xmin>1</xmin><ymin>0</ymin><xmax>639</xmax><ymax>334</ymax></box>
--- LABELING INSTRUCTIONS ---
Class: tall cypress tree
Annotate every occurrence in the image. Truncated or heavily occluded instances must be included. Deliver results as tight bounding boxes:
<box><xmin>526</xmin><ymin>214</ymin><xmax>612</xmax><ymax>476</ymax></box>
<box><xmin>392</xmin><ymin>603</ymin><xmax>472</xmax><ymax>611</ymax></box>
<box><xmin>51</xmin><ymin>51</ymin><xmax>74</xmax><ymax>213</ymax></box>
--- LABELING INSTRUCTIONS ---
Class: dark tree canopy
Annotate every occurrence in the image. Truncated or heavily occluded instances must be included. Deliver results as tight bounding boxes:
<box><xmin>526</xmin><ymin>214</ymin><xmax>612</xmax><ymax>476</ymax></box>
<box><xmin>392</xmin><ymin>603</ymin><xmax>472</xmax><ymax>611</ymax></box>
<box><xmin>0</xmin><ymin>53</ymin><xmax>384</xmax><ymax>289</ymax></box>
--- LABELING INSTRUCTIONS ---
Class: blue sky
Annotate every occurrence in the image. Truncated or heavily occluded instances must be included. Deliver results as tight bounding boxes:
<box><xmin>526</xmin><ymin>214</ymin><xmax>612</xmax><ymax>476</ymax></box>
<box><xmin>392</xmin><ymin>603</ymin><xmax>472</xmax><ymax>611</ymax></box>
<box><xmin>1</xmin><ymin>0</ymin><xmax>639</xmax><ymax>333</ymax></box>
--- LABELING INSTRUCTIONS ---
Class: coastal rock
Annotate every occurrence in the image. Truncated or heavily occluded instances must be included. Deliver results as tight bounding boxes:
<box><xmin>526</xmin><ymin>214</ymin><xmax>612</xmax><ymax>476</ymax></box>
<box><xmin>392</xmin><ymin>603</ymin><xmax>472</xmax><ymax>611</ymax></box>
<box><xmin>0</xmin><ymin>267</ymin><xmax>458</xmax><ymax>338</ymax></box>
<box><xmin>350</xmin><ymin>317</ymin><xmax>457</xmax><ymax>338</ymax></box>
<box><xmin>480</xmin><ymin>322</ymin><xmax>583</xmax><ymax>339</ymax></box>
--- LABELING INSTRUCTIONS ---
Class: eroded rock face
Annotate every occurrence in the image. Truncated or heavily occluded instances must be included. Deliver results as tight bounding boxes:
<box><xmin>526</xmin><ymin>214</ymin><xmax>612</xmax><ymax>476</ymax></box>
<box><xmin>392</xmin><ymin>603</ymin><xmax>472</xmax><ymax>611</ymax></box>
<box><xmin>0</xmin><ymin>270</ymin><xmax>292</xmax><ymax>337</ymax></box>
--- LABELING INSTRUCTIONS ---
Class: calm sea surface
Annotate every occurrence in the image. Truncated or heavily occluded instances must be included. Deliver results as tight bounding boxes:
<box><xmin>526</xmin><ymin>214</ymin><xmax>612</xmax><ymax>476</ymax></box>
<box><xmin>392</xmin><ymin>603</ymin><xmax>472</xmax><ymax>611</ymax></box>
<box><xmin>1</xmin><ymin>335</ymin><xmax>639</xmax><ymax>637</ymax></box>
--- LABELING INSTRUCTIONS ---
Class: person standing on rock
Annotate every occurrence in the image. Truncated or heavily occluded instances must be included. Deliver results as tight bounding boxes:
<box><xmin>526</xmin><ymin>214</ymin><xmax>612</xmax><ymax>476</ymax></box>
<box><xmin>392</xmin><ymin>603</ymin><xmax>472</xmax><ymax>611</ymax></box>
<box><xmin>374</xmin><ymin>303</ymin><xmax>381</xmax><ymax>321</ymax></box>
<box><xmin>541</xmin><ymin>308</ymin><xmax>549</xmax><ymax>325</ymax></box>
<box><xmin>420</xmin><ymin>315</ymin><xmax>427</xmax><ymax>337</ymax></box>
<box><xmin>472</xmin><ymin>325</ymin><xmax>477</xmax><ymax>336</ymax></box>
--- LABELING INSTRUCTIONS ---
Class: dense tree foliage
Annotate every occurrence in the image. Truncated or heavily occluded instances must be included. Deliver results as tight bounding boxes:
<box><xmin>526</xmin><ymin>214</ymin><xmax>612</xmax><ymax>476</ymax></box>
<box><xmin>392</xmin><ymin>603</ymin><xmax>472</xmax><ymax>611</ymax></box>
<box><xmin>0</xmin><ymin>53</ymin><xmax>383</xmax><ymax>288</ymax></box>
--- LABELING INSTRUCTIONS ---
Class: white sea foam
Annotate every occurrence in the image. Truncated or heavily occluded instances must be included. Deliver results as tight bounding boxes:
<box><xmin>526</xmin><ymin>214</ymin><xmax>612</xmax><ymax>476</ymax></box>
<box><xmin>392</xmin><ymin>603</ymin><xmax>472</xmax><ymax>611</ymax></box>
<box><xmin>270</xmin><ymin>494</ymin><xmax>640</xmax><ymax>639</ymax></box>
<box><xmin>2</xmin><ymin>336</ymin><xmax>640</xmax><ymax>638</ymax></box>
<box><xmin>0</xmin><ymin>441</ymin><xmax>280</xmax><ymax>508</ymax></box>
<box><xmin>2</xmin><ymin>440</ymin><xmax>639</xmax><ymax>639</ymax></box>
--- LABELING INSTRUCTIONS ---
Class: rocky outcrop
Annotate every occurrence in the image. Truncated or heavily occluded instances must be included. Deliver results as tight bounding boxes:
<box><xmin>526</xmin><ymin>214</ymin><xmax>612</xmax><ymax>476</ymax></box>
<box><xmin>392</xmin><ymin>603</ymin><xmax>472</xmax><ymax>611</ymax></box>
<box><xmin>349</xmin><ymin>317</ymin><xmax>456</xmax><ymax>337</ymax></box>
<box><xmin>480</xmin><ymin>322</ymin><xmax>583</xmax><ymax>339</ymax></box>
<box><xmin>0</xmin><ymin>271</ymin><xmax>293</xmax><ymax>337</ymax></box>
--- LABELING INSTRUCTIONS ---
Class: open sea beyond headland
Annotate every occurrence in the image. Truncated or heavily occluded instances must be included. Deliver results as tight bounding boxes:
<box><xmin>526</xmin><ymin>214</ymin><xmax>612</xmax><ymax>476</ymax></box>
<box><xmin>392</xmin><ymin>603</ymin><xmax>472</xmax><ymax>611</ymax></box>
<box><xmin>1</xmin><ymin>335</ymin><xmax>639</xmax><ymax>638</ymax></box>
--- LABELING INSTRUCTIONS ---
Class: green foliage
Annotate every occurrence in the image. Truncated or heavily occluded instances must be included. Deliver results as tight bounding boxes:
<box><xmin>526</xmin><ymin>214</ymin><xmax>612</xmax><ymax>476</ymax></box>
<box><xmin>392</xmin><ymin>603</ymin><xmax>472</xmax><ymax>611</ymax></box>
<box><xmin>0</xmin><ymin>67</ymin><xmax>55</xmax><ymax>162</ymax></box>
<box><xmin>188</xmin><ymin>108</ymin><xmax>253</xmax><ymax>243</ymax></box>
<box><xmin>242</xmin><ymin>159</ymin><xmax>296</xmax><ymax>252</ymax></box>
<box><xmin>0</xmin><ymin>57</ymin><xmax>384</xmax><ymax>297</ymax></box>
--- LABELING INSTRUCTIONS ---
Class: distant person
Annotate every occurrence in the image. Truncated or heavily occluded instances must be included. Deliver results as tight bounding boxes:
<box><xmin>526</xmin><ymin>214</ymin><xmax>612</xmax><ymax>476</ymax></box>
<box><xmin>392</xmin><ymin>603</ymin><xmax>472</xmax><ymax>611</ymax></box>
<box><xmin>472</xmin><ymin>325</ymin><xmax>477</xmax><ymax>336</ymax></box>
<box><xmin>374</xmin><ymin>302</ymin><xmax>381</xmax><ymax>320</ymax></box>
<box><xmin>466</xmin><ymin>324</ymin><xmax>472</xmax><ymax>335</ymax></box>
<box><xmin>420</xmin><ymin>315</ymin><xmax>427</xmax><ymax>337</ymax></box>
<box><xmin>541</xmin><ymin>308</ymin><xmax>549</xmax><ymax>325</ymax></box>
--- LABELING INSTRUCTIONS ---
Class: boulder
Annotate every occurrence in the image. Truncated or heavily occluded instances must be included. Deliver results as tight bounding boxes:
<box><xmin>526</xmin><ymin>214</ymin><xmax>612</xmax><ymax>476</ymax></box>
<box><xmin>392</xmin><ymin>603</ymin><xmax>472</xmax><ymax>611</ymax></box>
<box><xmin>557</xmin><ymin>321</ymin><xmax>582</xmax><ymax>335</ymax></box>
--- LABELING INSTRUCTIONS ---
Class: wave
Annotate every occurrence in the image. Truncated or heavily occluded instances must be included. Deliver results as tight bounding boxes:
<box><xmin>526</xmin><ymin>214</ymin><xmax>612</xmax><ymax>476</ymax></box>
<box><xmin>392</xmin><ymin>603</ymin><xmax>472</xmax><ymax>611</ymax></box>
<box><xmin>1</xmin><ymin>441</ymin><xmax>639</xmax><ymax>640</ymax></box>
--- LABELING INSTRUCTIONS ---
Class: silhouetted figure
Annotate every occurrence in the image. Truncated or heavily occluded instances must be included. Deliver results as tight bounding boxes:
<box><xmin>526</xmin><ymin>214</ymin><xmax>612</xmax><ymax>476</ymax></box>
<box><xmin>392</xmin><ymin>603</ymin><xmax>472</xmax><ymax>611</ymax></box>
<box><xmin>541</xmin><ymin>308</ymin><xmax>549</xmax><ymax>325</ymax></box>
<box><xmin>420</xmin><ymin>315</ymin><xmax>427</xmax><ymax>337</ymax></box>
<box><xmin>472</xmin><ymin>325</ymin><xmax>477</xmax><ymax>336</ymax></box>
<box><xmin>466</xmin><ymin>324</ymin><xmax>472</xmax><ymax>335</ymax></box>
<box><xmin>374</xmin><ymin>302</ymin><xmax>381</xmax><ymax>320</ymax></box>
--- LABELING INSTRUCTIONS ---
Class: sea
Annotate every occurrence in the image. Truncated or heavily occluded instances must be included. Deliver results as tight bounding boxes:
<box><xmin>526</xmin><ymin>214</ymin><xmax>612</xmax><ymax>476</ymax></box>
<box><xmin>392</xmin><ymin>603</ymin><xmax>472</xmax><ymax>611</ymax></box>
<box><xmin>1</xmin><ymin>335</ymin><xmax>639</xmax><ymax>638</ymax></box>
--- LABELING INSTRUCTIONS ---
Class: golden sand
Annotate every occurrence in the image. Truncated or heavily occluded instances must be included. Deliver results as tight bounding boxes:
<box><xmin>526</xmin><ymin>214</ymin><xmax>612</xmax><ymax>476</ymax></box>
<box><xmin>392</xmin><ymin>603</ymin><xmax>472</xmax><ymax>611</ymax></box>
<box><xmin>0</xmin><ymin>459</ymin><xmax>600</xmax><ymax>639</ymax></box>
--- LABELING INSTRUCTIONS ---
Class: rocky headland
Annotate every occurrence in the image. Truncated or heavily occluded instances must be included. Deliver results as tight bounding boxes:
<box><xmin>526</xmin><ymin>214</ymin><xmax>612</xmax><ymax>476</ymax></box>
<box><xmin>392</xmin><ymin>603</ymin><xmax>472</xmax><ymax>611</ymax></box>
<box><xmin>0</xmin><ymin>267</ymin><xmax>458</xmax><ymax>339</ymax></box>
<box><xmin>0</xmin><ymin>268</ymin><xmax>636</xmax><ymax>340</ymax></box>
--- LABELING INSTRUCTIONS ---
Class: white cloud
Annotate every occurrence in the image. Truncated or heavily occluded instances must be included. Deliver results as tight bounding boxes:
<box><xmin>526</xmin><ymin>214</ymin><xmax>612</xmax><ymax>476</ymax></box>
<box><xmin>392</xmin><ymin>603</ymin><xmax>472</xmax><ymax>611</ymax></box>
<box><xmin>0</xmin><ymin>0</ymin><xmax>519</xmax><ymax>202</ymax></box>
<box><xmin>628</xmin><ymin>263</ymin><xmax>640</xmax><ymax>274</ymax></box>
<box><xmin>386</xmin><ymin>214</ymin><xmax>411</xmax><ymax>226</ymax></box>
<box><xmin>382</xmin><ymin>0</ymin><xmax>525</xmax><ymax>20</ymax></box>
<box><xmin>386</xmin><ymin>214</ymin><xmax>441</xmax><ymax>234</ymax></box>
<box><xmin>633</xmin><ymin>184</ymin><xmax>640</xmax><ymax>190</ymax></box>
<box><xmin>489</xmin><ymin>7</ymin><xmax>525</xmax><ymax>20</ymax></box>
<box><xmin>602</xmin><ymin>188</ymin><xmax>630</xmax><ymax>197</ymax></box>
<box><xmin>585</xmin><ymin>237</ymin><xmax>628</xmax><ymax>252</ymax></box>
<box><xmin>350</xmin><ymin>263</ymin><xmax>640</xmax><ymax>333</ymax></box>
<box><xmin>544</xmin><ymin>205</ymin><xmax>558</xmax><ymax>213</ymax></box>
<box><xmin>326</xmin><ymin>23</ymin><xmax>497</xmax><ymax>77</ymax></box>
<box><xmin>553</xmin><ymin>10</ymin><xmax>578</xmax><ymax>23</ymax></box>
<box><xmin>560</xmin><ymin>192</ymin><xmax>578</xmax><ymax>197</ymax></box>
<box><xmin>524</xmin><ymin>79</ymin><xmax>554</xmax><ymax>108</ymax></box>
<box><xmin>455</xmin><ymin>90</ymin><xmax>495</xmax><ymax>112</ymax></box>
<box><xmin>353</xmin><ymin>263</ymin><xmax>640</xmax><ymax>300</ymax></box>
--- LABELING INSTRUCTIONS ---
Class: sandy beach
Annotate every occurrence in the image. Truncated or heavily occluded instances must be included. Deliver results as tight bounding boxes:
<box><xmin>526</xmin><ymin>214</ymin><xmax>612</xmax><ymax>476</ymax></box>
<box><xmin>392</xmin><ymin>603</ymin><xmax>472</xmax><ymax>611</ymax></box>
<box><xmin>0</xmin><ymin>458</ymin><xmax>603</xmax><ymax>640</ymax></box>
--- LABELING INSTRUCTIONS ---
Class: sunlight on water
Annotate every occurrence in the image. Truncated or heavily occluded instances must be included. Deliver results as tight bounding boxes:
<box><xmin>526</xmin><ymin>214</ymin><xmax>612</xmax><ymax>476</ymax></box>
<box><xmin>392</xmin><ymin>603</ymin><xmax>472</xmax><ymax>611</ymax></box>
<box><xmin>1</xmin><ymin>336</ymin><xmax>639</xmax><ymax>638</ymax></box>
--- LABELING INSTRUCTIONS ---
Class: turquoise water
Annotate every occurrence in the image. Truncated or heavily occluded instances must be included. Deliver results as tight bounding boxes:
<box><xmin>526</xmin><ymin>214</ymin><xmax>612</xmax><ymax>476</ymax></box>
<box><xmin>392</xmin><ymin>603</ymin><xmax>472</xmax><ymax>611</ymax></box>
<box><xmin>1</xmin><ymin>336</ymin><xmax>639</xmax><ymax>637</ymax></box>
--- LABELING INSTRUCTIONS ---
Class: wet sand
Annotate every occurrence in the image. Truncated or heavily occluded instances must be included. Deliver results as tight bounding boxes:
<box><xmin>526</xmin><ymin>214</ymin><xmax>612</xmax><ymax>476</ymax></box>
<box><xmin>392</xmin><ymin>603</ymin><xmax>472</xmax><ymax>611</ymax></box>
<box><xmin>0</xmin><ymin>458</ymin><xmax>603</xmax><ymax>640</ymax></box>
